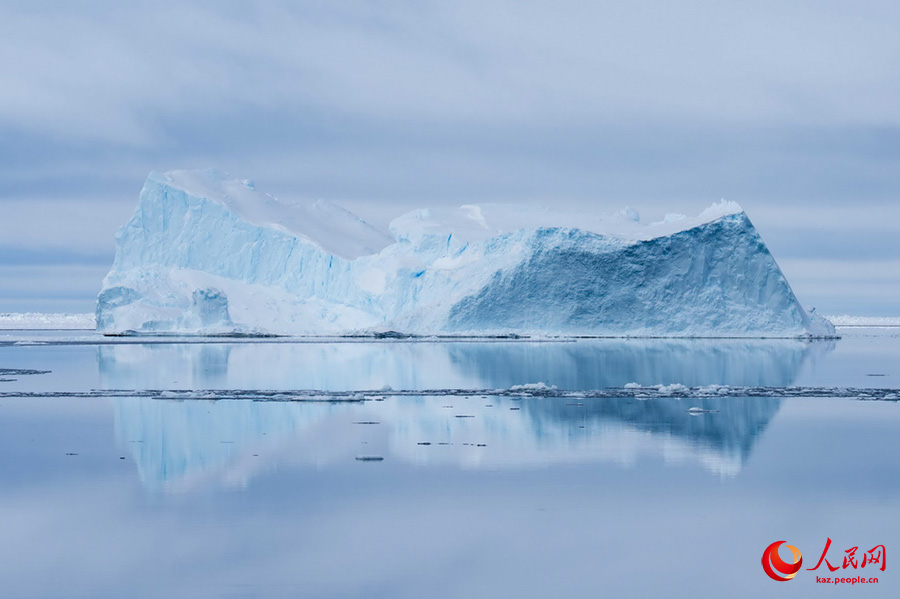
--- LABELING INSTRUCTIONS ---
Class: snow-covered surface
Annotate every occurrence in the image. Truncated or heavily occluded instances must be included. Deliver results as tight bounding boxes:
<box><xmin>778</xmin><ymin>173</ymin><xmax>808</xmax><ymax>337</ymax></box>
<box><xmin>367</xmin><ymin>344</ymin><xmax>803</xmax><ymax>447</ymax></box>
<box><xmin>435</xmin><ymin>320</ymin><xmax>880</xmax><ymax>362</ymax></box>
<box><xmin>0</xmin><ymin>312</ymin><xmax>95</xmax><ymax>330</ymax></box>
<box><xmin>158</xmin><ymin>170</ymin><xmax>393</xmax><ymax>259</ymax></box>
<box><xmin>826</xmin><ymin>315</ymin><xmax>900</xmax><ymax>327</ymax></box>
<box><xmin>387</xmin><ymin>200</ymin><xmax>744</xmax><ymax>245</ymax></box>
<box><xmin>97</xmin><ymin>169</ymin><xmax>834</xmax><ymax>338</ymax></box>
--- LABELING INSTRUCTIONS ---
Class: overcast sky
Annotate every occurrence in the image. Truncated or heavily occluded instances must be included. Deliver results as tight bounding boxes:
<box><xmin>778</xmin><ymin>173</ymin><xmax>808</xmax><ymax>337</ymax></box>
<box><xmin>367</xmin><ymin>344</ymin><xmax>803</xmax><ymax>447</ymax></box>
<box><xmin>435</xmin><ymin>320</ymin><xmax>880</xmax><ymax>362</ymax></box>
<box><xmin>1</xmin><ymin>0</ymin><xmax>898</xmax><ymax>314</ymax></box>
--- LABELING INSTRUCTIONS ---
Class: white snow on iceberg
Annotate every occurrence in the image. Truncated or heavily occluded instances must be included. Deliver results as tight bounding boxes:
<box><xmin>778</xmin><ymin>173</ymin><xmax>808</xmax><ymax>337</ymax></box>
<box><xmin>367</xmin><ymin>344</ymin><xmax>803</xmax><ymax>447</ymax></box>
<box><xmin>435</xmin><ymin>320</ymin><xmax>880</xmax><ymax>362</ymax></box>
<box><xmin>97</xmin><ymin>169</ymin><xmax>835</xmax><ymax>337</ymax></box>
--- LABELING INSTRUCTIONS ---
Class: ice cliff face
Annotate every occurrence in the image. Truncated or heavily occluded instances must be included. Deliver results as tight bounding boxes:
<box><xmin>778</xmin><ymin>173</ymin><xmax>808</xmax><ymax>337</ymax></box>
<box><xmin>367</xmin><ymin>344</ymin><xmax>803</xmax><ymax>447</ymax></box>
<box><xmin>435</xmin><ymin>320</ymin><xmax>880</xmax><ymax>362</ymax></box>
<box><xmin>97</xmin><ymin>169</ymin><xmax>834</xmax><ymax>337</ymax></box>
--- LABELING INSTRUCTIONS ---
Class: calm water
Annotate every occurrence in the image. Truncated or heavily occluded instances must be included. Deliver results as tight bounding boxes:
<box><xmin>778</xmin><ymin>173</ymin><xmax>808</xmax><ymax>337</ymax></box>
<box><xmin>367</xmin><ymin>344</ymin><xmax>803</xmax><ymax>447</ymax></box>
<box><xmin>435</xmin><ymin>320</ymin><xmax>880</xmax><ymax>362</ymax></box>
<box><xmin>1</xmin><ymin>328</ymin><xmax>898</xmax><ymax>597</ymax></box>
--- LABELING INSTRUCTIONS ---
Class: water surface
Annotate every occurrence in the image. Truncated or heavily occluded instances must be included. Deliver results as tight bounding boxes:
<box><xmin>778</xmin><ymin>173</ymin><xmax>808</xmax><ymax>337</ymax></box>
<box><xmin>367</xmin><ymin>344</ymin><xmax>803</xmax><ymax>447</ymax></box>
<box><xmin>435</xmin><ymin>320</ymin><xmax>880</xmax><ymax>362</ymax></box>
<box><xmin>0</xmin><ymin>328</ymin><xmax>897</xmax><ymax>597</ymax></box>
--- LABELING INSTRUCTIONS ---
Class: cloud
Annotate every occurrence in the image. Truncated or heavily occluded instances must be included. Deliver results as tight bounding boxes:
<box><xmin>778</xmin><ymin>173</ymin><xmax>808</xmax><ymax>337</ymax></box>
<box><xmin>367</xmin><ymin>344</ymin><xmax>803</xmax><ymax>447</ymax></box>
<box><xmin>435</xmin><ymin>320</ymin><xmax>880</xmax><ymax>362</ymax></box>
<box><xmin>0</xmin><ymin>264</ymin><xmax>109</xmax><ymax>313</ymax></box>
<box><xmin>1</xmin><ymin>0</ymin><xmax>898</xmax><ymax>313</ymax></box>
<box><xmin>3</xmin><ymin>0</ymin><xmax>900</xmax><ymax>146</ymax></box>
<box><xmin>779</xmin><ymin>259</ymin><xmax>900</xmax><ymax>314</ymax></box>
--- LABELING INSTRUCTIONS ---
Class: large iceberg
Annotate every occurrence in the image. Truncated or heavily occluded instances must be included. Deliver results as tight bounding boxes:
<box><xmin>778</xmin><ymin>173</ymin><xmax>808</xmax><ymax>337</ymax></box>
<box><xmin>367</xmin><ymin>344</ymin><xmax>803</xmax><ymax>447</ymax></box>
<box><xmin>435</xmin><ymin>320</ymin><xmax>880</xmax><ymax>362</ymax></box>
<box><xmin>97</xmin><ymin>169</ymin><xmax>834</xmax><ymax>337</ymax></box>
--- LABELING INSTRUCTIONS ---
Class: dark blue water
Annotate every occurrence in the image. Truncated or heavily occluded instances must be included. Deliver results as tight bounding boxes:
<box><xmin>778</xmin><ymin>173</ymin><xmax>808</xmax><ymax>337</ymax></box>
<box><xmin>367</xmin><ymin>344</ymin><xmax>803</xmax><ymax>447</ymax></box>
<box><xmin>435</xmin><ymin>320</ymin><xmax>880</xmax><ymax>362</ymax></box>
<box><xmin>0</xmin><ymin>329</ymin><xmax>897</xmax><ymax>597</ymax></box>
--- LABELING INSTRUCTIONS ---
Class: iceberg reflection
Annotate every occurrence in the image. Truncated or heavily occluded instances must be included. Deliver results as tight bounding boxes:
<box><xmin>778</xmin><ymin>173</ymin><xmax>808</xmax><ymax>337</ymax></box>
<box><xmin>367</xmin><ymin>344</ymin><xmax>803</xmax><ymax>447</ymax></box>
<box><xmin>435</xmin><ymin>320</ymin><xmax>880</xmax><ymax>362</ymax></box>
<box><xmin>98</xmin><ymin>338</ymin><xmax>833</xmax><ymax>391</ymax></box>
<box><xmin>104</xmin><ymin>339</ymin><xmax>831</xmax><ymax>488</ymax></box>
<box><xmin>114</xmin><ymin>394</ymin><xmax>779</xmax><ymax>488</ymax></box>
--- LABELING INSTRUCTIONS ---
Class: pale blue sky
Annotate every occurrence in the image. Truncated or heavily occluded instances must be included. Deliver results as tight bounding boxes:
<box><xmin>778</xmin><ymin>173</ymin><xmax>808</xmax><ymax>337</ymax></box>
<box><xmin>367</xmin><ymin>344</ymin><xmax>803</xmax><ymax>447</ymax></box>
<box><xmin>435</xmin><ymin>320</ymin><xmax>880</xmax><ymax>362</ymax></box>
<box><xmin>1</xmin><ymin>0</ymin><xmax>898</xmax><ymax>314</ymax></box>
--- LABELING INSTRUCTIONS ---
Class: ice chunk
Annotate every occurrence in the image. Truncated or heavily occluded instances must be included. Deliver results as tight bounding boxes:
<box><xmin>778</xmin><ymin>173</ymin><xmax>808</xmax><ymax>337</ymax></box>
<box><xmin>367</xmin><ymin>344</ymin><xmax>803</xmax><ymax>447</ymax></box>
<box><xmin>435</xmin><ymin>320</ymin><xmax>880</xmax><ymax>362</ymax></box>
<box><xmin>654</xmin><ymin>383</ymin><xmax>691</xmax><ymax>395</ymax></box>
<box><xmin>0</xmin><ymin>312</ymin><xmax>96</xmax><ymax>330</ymax></box>
<box><xmin>508</xmin><ymin>382</ymin><xmax>559</xmax><ymax>392</ymax></box>
<box><xmin>825</xmin><ymin>315</ymin><xmax>900</xmax><ymax>327</ymax></box>
<box><xmin>97</xmin><ymin>169</ymin><xmax>836</xmax><ymax>338</ymax></box>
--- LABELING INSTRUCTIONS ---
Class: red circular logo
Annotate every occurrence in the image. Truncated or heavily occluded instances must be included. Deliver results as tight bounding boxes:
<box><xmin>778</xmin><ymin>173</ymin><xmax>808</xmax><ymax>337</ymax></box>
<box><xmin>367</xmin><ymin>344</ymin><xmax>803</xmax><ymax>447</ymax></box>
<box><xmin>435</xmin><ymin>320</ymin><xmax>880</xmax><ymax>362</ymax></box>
<box><xmin>762</xmin><ymin>541</ymin><xmax>804</xmax><ymax>581</ymax></box>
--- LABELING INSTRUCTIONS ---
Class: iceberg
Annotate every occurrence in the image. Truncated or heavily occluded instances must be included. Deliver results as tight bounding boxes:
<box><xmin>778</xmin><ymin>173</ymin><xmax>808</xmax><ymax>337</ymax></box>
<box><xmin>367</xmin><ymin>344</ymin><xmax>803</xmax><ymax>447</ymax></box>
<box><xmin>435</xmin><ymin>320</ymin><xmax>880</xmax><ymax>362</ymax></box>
<box><xmin>97</xmin><ymin>169</ymin><xmax>835</xmax><ymax>337</ymax></box>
